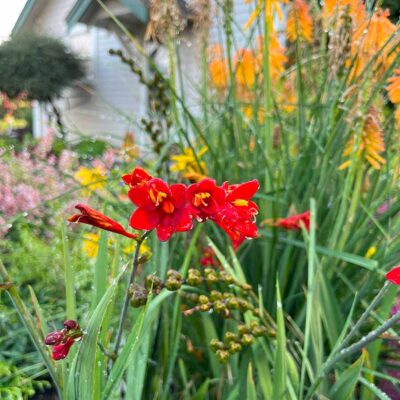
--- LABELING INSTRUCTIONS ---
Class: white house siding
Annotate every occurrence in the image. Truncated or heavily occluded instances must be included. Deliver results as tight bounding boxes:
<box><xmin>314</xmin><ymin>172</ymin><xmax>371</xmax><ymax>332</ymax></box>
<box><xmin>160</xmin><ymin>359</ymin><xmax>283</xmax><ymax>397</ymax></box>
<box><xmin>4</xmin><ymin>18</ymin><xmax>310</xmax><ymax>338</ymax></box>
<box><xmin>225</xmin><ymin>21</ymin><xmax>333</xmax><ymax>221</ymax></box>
<box><xmin>20</xmin><ymin>0</ymin><xmax>147</xmax><ymax>143</ymax></box>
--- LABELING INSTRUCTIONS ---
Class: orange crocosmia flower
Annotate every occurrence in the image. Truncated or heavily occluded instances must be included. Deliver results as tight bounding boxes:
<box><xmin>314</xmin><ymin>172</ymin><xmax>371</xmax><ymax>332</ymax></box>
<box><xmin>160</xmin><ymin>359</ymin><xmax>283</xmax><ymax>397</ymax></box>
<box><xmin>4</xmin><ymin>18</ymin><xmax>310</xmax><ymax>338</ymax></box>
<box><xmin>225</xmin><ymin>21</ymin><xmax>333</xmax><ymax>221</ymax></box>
<box><xmin>339</xmin><ymin>107</ymin><xmax>386</xmax><ymax>171</ymax></box>
<box><xmin>277</xmin><ymin>80</ymin><xmax>297</xmax><ymax>113</ymax></box>
<box><xmin>208</xmin><ymin>45</ymin><xmax>228</xmax><ymax>90</ymax></box>
<box><xmin>286</xmin><ymin>0</ymin><xmax>313</xmax><ymax>43</ymax></box>
<box><xmin>235</xmin><ymin>49</ymin><xmax>258</xmax><ymax>89</ymax></box>
<box><xmin>350</xmin><ymin>9</ymin><xmax>399</xmax><ymax>78</ymax></box>
<box><xmin>386</xmin><ymin>69</ymin><xmax>400</xmax><ymax>104</ymax></box>
<box><xmin>256</xmin><ymin>33</ymin><xmax>287</xmax><ymax>81</ymax></box>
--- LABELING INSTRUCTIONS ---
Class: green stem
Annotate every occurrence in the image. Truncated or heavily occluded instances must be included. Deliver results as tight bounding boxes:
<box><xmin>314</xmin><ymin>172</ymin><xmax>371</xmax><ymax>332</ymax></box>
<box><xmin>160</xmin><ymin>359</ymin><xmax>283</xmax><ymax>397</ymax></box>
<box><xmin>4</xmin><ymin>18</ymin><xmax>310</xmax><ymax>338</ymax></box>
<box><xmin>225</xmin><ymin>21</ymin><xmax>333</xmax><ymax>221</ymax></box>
<box><xmin>113</xmin><ymin>231</ymin><xmax>150</xmax><ymax>357</ymax></box>
<box><xmin>306</xmin><ymin>285</ymin><xmax>400</xmax><ymax>399</ymax></box>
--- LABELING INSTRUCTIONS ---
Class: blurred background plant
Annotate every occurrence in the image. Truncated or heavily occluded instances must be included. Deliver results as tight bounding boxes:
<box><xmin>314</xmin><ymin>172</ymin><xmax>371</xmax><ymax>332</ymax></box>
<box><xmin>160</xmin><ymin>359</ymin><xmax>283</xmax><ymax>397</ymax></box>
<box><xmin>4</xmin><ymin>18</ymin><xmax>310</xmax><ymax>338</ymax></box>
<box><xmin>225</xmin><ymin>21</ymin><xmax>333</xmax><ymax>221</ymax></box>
<box><xmin>0</xmin><ymin>0</ymin><xmax>400</xmax><ymax>399</ymax></box>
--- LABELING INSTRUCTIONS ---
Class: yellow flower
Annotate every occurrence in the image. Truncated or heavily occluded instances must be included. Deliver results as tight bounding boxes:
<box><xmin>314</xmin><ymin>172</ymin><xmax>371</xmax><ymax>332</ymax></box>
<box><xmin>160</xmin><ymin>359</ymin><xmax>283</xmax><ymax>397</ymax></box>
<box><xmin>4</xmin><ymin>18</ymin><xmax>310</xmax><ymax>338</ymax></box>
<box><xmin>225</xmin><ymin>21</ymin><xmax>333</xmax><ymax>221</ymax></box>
<box><xmin>386</xmin><ymin>69</ymin><xmax>400</xmax><ymax>104</ymax></box>
<box><xmin>82</xmin><ymin>233</ymin><xmax>101</xmax><ymax>258</ymax></box>
<box><xmin>170</xmin><ymin>146</ymin><xmax>208</xmax><ymax>182</ymax></box>
<box><xmin>123</xmin><ymin>241</ymin><xmax>152</xmax><ymax>258</ymax></box>
<box><xmin>339</xmin><ymin>107</ymin><xmax>386</xmax><ymax>171</ymax></box>
<box><xmin>242</xmin><ymin>105</ymin><xmax>266</xmax><ymax>124</ymax></box>
<box><xmin>365</xmin><ymin>246</ymin><xmax>377</xmax><ymax>259</ymax></box>
<box><xmin>286</xmin><ymin>0</ymin><xmax>313</xmax><ymax>43</ymax></box>
<box><xmin>120</xmin><ymin>132</ymin><xmax>138</xmax><ymax>160</ymax></box>
<box><xmin>349</xmin><ymin>9</ymin><xmax>399</xmax><ymax>79</ymax></box>
<box><xmin>74</xmin><ymin>165</ymin><xmax>107</xmax><ymax>195</ymax></box>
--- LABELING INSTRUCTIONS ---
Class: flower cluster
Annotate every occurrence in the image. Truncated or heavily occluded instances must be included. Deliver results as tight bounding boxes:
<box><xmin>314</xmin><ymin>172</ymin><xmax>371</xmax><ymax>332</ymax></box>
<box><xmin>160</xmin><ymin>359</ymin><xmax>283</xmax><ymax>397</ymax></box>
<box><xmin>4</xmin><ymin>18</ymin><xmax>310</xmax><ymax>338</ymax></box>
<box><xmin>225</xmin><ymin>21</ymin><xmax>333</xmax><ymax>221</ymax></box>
<box><xmin>69</xmin><ymin>167</ymin><xmax>259</xmax><ymax>249</ymax></box>
<box><xmin>44</xmin><ymin>320</ymin><xmax>83</xmax><ymax>360</ymax></box>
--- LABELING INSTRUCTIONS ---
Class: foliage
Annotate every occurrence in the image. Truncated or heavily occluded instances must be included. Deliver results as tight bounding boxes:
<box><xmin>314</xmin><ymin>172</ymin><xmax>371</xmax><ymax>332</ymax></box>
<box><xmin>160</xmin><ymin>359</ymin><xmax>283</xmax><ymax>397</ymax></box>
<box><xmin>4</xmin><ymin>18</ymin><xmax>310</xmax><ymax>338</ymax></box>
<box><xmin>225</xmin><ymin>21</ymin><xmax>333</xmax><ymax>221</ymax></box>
<box><xmin>0</xmin><ymin>33</ymin><xmax>84</xmax><ymax>101</ymax></box>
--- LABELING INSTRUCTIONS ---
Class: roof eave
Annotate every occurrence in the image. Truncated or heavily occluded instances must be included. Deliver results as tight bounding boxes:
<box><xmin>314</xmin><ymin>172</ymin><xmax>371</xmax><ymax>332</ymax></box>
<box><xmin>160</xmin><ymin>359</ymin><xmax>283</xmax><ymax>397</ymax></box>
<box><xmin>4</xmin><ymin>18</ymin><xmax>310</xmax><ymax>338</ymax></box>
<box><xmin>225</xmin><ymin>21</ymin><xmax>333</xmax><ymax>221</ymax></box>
<box><xmin>11</xmin><ymin>0</ymin><xmax>38</xmax><ymax>36</ymax></box>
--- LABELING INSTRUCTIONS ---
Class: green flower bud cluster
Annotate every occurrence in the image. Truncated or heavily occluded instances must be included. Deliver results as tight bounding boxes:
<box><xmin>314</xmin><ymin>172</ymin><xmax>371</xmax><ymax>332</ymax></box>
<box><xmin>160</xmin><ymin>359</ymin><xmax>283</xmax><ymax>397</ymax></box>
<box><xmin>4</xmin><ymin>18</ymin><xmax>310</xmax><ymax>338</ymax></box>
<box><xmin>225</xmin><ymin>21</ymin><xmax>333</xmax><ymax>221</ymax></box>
<box><xmin>209</xmin><ymin>321</ymin><xmax>269</xmax><ymax>363</ymax></box>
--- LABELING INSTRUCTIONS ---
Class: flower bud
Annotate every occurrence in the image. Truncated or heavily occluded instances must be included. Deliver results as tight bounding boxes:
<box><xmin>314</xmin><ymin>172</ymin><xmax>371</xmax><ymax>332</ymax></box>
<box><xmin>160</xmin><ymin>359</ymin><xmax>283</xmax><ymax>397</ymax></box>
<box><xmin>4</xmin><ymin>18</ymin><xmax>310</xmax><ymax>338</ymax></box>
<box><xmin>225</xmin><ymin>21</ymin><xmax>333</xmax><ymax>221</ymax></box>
<box><xmin>252</xmin><ymin>325</ymin><xmax>268</xmax><ymax>337</ymax></box>
<box><xmin>165</xmin><ymin>278</ymin><xmax>182</xmax><ymax>291</ymax></box>
<box><xmin>204</xmin><ymin>268</ymin><xmax>214</xmax><ymax>275</ymax></box>
<box><xmin>220</xmin><ymin>272</ymin><xmax>234</xmax><ymax>284</ymax></box>
<box><xmin>228</xmin><ymin>341</ymin><xmax>242</xmax><ymax>354</ymax></box>
<box><xmin>199</xmin><ymin>303</ymin><xmax>211</xmax><ymax>312</ymax></box>
<box><xmin>167</xmin><ymin>269</ymin><xmax>182</xmax><ymax>280</ymax></box>
<box><xmin>188</xmin><ymin>268</ymin><xmax>201</xmax><ymax>277</ymax></box>
<box><xmin>238</xmin><ymin>324</ymin><xmax>250</xmax><ymax>335</ymax></box>
<box><xmin>210</xmin><ymin>290</ymin><xmax>222</xmax><ymax>301</ymax></box>
<box><xmin>216</xmin><ymin>350</ymin><xmax>230</xmax><ymax>363</ymax></box>
<box><xmin>137</xmin><ymin>252</ymin><xmax>152</xmax><ymax>264</ymax></box>
<box><xmin>198</xmin><ymin>295</ymin><xmax>209</xmax><ymax>304</ymax></box>
<box><xmin>187</xmin><ymin>273</ymin><xmax>202</xmax><ymax>286</ymax></box>
<box><xmin>225</xmin><ymin>331</ymin><xmax>238</xmax><ymax>343</ymax></box>
<box><xmin>210</xmin><ymin>339</ymin><xmax>225</xmax><ymax>351</ymax></box>
<box><xmin>206</xmin><ymin>273</ymin><xmax>218</xmax><ymax>284</ymax></box>
<box><xmin>129</xmin><ymin>284</ymin><xmax>148</xmax><ymax>307</ymax></box>
<box><xmin>238</xmin><ymin>299</ymin><xmax>252</xmax><ymax>311</ymax></box>
<box><xmin>241</xmin><ymin>334</ymin><xmax>254</xmax><ymax>346</ymax></box>
<box><xmin>226</xmin><ymin>297</ymin><xmax>239</xmax><ymax>310</ymax></box>
<box><xmin>45</xmin><ymin>331</ymin><xmax>65</xmax><ymax>345</ymax></box>
<box><xmin>64</xmin><ymin>320</ymin><xmax>79</xmax><ymax>330</ymax></box>
<box><xmin>213</xmin><ymin>300</ymin><xmax>227</xmax><ymax>314</ymax></box>
<box><xmin>145</xmin><ymin>275</ymin><xmax>163</xmax><ymax>291</ymax></box>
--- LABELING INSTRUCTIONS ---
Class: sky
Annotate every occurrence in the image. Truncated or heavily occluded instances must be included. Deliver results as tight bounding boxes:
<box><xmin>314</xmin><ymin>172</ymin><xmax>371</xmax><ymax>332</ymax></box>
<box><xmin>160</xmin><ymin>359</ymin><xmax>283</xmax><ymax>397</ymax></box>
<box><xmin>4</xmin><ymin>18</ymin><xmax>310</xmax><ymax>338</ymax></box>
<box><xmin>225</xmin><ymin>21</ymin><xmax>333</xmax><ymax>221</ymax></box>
<box><xmin>0</xmin><ymin>0</ymin><xmax>27</xmax><ymax>42</ymax></box>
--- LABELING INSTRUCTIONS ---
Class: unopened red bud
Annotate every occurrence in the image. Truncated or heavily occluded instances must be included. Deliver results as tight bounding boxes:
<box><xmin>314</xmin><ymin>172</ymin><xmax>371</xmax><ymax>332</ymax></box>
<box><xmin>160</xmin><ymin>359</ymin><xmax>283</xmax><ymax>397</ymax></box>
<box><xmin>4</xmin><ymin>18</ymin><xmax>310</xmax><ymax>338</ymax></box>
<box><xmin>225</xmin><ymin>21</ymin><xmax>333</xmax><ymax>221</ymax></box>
<box><xmin>64</xmin><ymin>320</ymin><xmax>79</xmax><ymax>330</ymax></box>
<box><xmin>45</xmin><ymin>331</ymin><xmax>65</xmax><ymax>345</ymax></box>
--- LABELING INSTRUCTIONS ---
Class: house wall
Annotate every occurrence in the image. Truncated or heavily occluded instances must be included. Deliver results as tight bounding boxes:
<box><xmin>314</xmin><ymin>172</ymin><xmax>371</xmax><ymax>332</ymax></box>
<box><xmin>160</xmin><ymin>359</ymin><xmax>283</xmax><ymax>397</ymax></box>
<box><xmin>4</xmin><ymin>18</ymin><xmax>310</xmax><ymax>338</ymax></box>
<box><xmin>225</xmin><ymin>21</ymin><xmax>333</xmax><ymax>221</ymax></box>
<box><xmin>20</xmin><ymin>0</ymin><xmax>147</xmax><ymax>143</ymax></box>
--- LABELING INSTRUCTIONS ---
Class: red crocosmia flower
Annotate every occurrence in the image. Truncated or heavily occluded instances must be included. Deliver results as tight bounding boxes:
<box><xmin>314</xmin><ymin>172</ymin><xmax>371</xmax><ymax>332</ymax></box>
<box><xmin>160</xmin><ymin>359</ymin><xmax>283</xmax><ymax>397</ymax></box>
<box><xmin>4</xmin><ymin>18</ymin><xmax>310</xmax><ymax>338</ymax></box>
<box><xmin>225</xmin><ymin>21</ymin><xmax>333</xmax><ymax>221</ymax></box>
<box><xmin>223</xmin><ymin>179</ymin><xmax>259</xmax><ymax>219</ymax></box>
<box><xmin>122</xmin><ymin>167</ymin><xmax>152</xmax><ymax>188</ymax></box>
<box><xmin>187</xmin><ymin>178</ymin><xmax>226</xmax><ymax>221</ymax></box>
<box><xmin>386</xmin><ymin>266</ymin><xmax>400</xmax><ymax>285</ymax></box>
<box><xmin>213</xmin><ymin>179</ymin><xmax>260</xmax><ymax>250</ymax></box>
<box><xmin>129</xmin><ymin>178</ymin><xmax>193</xmax><ymax>241</ymax></box>
<box><xmin>52</xmin><ymin>337</ymin><xmax>75</xmax><ymax>361</ymax></box>
<box><xmin>275</xmin><ymin>211</ymin><xmax>310</xmax><ymax>231</ymax></box>
<box><xmin>68</xmin><ymin>204</ymin><xmax>138</xmax><ymax>240</ymax></box>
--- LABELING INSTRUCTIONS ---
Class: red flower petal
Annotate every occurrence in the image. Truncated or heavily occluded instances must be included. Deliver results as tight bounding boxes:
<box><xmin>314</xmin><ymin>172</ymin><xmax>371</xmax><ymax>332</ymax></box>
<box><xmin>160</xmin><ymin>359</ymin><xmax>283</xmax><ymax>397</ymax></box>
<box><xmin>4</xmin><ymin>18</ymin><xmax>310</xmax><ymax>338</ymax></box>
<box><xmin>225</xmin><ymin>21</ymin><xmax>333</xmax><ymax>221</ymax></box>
<box><xmin>130</xmin><ymin>208</ymin><xmax>162</xmax><ymax>230</ymax></box>
<box><xmin>68</xmin><ymin>204</ymin><xmax>137</xmax><ymax>239</ymax></box>
<box><xmin>386</xmin><ymin>266</ymin><xmax>400</xmax><ymax>285</ymax></box>
<box><xmin>170</xmin><ymin>183</ymin><xmax>187</xmax><ymax>209</ymax></box>
<box><xmin>226</xmin><ymin>179</ymin><xmax>259</xmax><ymax>201</ymax></box>
<box><xmin>52</xmin><ymin>337</ymin><xmax>75</xmax><ymax>360</ymax></box>
<box><xmin>122</xmin><ymin>167</ymin><xmax>152</xmax><ymax>187</ymax></box>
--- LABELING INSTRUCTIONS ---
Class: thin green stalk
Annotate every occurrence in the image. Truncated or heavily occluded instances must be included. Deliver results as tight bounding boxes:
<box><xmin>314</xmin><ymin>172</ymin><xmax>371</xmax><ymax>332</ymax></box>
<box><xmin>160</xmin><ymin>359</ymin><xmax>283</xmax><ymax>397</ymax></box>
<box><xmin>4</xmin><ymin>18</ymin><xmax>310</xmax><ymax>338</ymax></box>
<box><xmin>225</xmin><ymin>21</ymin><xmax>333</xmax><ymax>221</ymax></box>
<box><xmin>299</xmin><ymin>199</ymin><xmax>317</xmax><ymax>399</ymax></box>
<box><xmin>113</xmin><ymin>231</ymin><xmax>150</xmax><ymax>357</ymax></box>
<box><xmin>306</xmin><ymin>305</ymin><xmax>400</xmax><ymax>399</ymax></box>
<box><xmin>340</xmin><ymin>281</ymin><xmax>390</xmax><ymax>349</ymax></box>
